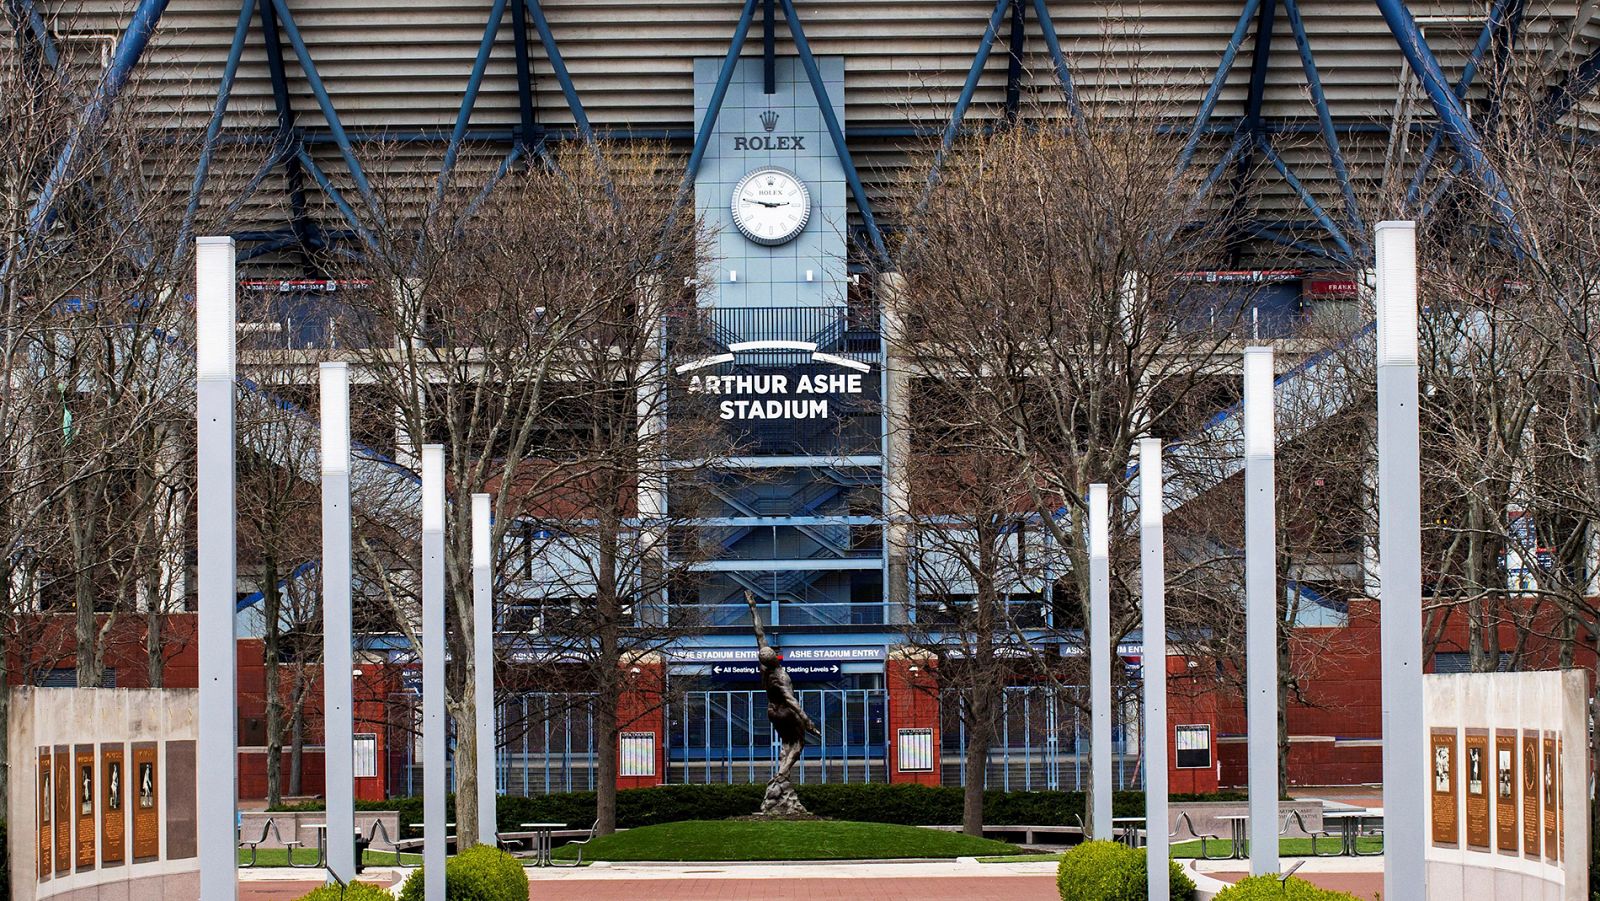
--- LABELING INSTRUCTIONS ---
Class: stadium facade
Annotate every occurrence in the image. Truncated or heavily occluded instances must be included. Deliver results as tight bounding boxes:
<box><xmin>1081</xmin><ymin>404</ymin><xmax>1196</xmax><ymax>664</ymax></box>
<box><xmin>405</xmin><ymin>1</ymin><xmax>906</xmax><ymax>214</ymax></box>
<box><xmin>13</xmin><ymin>0</ymin><xmax>1598</xmax><ymax>799</ymax></box>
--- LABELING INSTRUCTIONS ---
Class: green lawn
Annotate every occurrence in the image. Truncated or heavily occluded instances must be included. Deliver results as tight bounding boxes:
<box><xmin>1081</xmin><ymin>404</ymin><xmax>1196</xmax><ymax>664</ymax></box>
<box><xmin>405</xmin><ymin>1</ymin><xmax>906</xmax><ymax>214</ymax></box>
<box><xmin>549</xmin><ymin>819</ymin><xmax>1021</xmax><ymax>861</ymax></box>
<box><xmin>237</xmin><ymin>847</ymin><xmax>423</xmax><ymax>868</ymax></box>
<box><xmin>977</xmin><ymin>836</ymin><xmax>1383</xmax><ymax>863</ymax></box>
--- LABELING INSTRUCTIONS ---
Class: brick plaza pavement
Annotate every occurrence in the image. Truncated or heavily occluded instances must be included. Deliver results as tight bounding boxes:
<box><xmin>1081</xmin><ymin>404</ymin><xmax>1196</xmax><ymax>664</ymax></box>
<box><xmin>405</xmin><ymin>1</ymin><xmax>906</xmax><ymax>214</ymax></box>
<box><xmin>237</xmin><ymin>862</ymin><xmax>1063</xmax><ymax>900</ymax></box>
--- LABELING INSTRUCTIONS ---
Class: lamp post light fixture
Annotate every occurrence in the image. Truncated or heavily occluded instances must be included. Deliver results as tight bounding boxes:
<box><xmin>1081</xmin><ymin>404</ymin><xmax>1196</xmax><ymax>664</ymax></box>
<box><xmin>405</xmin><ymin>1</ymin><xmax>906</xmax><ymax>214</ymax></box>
<box><xmin>1139</xmin><ymin>438</ymin><xmax>1169</xmax><ymax>901</ymax></box>
<box><xmin>1243</xmin><ymin>346</ymin><xmax>1279</xmax><ymax>877</ymax></box>
<box><xmin>1375</xmin><ymin>220</ymin><xmax>1425</xmax><ymax>901</ymax></box>
<box><xmin>1089</xmin><ymin>482</ymin><xmax>1112</xmax><ymax>841</ymax></box>
<box><xmin>320</xmin><ymin>361</ymin><xmax>356</xmax><ymax>883</ymax></box>
<box><xmin>195</xmin><ymin>236</ymin><xmax>237</xmax><ymax>901</ymax></box>
<box><xmin>471</xmin><ymin>492</ymin><xmax>497</xmax><ymax>847</ymax></box>
<box><xmin>421</xmin><ymin>445</ymin><xmax>446</xmax><ymax>901</ymax></box>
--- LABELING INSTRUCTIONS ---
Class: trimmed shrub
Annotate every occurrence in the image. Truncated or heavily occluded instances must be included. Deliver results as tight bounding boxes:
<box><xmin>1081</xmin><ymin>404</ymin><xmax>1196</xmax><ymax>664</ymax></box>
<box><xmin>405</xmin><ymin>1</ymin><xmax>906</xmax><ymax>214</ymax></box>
<box><xmin>1055</xmin><ymin>840</ymin><xmax>1195</xmax><ymax>901</ymax></box>
<box><xmin>295</xmin><ymin>883</ymin><xmax>394</xmax><ymax>901</ymax></box>
<box><xmin>398</xmin><ymin>845</ymin><xmax>528</xmax><ymax>901</ymax></box>
<box><xmin>1212</xmin><ymin>874</ymin><xmax>1361</xmax><ymax>900</ymax></box>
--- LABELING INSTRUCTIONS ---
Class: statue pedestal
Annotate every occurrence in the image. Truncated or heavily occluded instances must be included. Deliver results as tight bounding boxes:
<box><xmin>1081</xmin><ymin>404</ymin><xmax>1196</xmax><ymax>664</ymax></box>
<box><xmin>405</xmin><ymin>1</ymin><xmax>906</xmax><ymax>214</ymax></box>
<box><xmin>758</xmin><ymin>777</ymin><xmax>809</xmax><ymax>817</ymax></box>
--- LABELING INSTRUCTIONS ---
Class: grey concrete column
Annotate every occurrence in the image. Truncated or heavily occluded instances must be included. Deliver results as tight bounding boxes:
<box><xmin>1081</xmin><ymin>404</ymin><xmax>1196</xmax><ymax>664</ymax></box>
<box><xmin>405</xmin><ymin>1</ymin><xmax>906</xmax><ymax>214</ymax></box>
<box><xmin>1139</xmin><ymin>438</ymin><xmax>1168</xmax><ymax>901</ymax></box>
<box><xmin>1243</xmin><ymin>346</ymin><xmax>1279</xmax><ymax>876</ymax></box>
<box><xmin>471</xmin><ymin>493</ymin><xmax>496</xmax><ymax>846</ymax></box>
<box><xmin>195</xmin><ymin>236</ymin><xmax>238</xmax><ymax>901</ymax></box>
<box><xmin>1088</xmin><ymin>483</ymin><xmax>1112</xmax><ymax>841</ymax></box>
<box><xmin>421</xmin><ymin>445</ymin><xmax>446</xmax><ymax>901</ymax></box>
<box><xmin>320</xmin><ymin>362</ymin><xmax>355</xmax><ymax>882</ymax></box>
<box><xmin>1375</xmin><ymin>221</ymin><xmax>1425</xmax><ymax>900</ymax></box>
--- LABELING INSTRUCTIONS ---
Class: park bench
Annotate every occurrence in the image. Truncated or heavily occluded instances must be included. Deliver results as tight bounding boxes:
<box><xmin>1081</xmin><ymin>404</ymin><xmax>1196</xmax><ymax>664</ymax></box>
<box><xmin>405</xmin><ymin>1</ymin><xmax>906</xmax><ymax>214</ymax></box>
<box><xmin>551</xmin><ymin>820</ymin><xmax>599</xmax><ymax>866</ymax></box>
<box><xmin>1170</xmin><ymin>812</ymin><xmax>1228</xmax><ymax>860</ymax></box>
<box><xmin>239</xmin><ymin>817</ymin><xmax>302</xmax><ymax>867</ymax></box>
<box><xmin>1280</xmin><ymin>810</ymin><xmax>1338</xmax><ymax>857</ymax></box>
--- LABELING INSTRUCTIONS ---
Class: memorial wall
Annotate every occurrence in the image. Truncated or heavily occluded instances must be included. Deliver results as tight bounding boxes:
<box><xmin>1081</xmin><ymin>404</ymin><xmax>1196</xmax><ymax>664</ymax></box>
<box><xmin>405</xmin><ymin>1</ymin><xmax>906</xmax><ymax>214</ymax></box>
<box><xmin>1425</xmin><ymin>670</ymin><xmax>1588</xmax><ymax>901</ymax></box>
<box><xmin>7</xmin><ymin>688</ymin><xmax>199</xmax><ymax>901</ymax></box>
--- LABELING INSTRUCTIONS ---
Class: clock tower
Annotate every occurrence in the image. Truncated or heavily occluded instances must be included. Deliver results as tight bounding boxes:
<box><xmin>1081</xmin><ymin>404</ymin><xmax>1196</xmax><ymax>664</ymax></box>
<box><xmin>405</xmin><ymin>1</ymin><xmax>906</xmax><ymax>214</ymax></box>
<box><xmin>693</xmin><ymin>56</ymin><xmax>848</xmax><ymax>309</ymax></box>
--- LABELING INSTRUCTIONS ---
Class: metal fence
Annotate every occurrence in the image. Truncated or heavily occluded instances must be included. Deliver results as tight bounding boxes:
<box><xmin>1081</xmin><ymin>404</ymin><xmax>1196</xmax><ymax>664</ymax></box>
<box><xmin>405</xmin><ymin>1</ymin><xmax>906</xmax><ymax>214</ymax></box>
<box><xmin>666</xmin><ymin>688</ymin><xmax>888</xmax><ymax>785</ymax></box>
<box><xmin>384</xmin><ymin>685</ymin><xmax>1138</xmax><ymax>798</ymax></box>
<box><xmin>939</xmin><ymin>685</ymin><xmax>1144</xmax><ymax>792</ymax></box>
<box><xmin>496</xmin><ymin>693</ymin><xmax>600</xmax><ymax>795</ymax></box>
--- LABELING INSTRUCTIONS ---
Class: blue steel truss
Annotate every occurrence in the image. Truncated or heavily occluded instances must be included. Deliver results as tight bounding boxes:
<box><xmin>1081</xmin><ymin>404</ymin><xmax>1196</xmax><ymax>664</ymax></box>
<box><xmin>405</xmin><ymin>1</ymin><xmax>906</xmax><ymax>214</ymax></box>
<box><xmin>16</xmin><ymin>0</ymin><xmax>1588</xmax><ymax>270</ymax></box>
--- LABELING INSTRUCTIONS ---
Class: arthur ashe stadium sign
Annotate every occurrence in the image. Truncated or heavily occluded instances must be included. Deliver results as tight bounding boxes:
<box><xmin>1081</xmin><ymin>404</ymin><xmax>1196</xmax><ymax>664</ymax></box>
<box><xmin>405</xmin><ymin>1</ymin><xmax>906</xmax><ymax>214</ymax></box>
<box><xmin>675</xmin><ymin>339</ymin><xmax>871</xmax><ymax>421</ymax></box>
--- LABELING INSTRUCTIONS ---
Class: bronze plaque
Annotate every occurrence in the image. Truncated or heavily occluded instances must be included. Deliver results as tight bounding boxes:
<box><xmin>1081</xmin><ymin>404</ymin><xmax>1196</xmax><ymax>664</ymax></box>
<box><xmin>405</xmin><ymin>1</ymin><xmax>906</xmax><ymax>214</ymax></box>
<box><xmin>102</xmin><ymin>744</ymin><xmax>125</xmax><ymax>865</ymax></box>
<box><xmin>1522</xmin><ymin>733</ymin><xmax>1541</xmax><ymax>859</ymax></box>
<box><xmin>1463</xmin><ymin>730</ymin><xmax>1490</xmax><ymax>850</ymax></box>
<box><xmin>1430</xmin><ymin>729</ymin><xmax>1459</xmax><ymax>847</ymax></box>
<box><xmin>74</xmin><ymin>745</ymin><xmax>95</xmax><ymax>870</ymax></box>
<box><xmin>1494</xmin><ymin>730</ymin><xmax>1518</xmax><ymax>855</ymax></box>
<box><xmin>1542</xmin><ymin>734</ymin><xmax>1558</xmax><ymax>861</ymax></box>
<box><xmin>131</xmin><ymin>743</ymin><xmax>159</xmax><ymax>861</ymax></box>
<box><xmin>37</xmin><ymin>749</ymin><xmax>52</xmax><ymax>880</ymax></box>
<box><xmin>53</xmin><ymin>746</ymin><xmax>70</xmax><ymax>874</ymax></box>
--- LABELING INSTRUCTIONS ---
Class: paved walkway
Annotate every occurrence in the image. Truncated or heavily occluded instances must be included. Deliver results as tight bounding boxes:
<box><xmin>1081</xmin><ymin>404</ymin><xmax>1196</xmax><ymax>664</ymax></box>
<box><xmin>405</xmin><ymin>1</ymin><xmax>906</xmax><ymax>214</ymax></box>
<box><xmin>237</xmin><ymin>861</ymin><xmax>1063</xmax><ymax>901</ymax></box>
<box><xmin>1195</xmin><ymin>852</ymin><xmax>1384</xmax><ymax>900</ymax></box>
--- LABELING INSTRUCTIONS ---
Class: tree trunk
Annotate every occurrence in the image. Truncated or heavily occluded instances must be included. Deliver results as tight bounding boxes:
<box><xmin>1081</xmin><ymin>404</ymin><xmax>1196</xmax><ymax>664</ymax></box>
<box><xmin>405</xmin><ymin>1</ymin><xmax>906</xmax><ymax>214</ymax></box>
<box><xmin>262</xmin><ymin>559</ymin><xmax>284</xmax><ymax>807</ymax></box>
<box><xmin>68</xmin><ymin>488</ymin><xmax>103</xmax><ymax>687</ymax></box>
<box><xmin>453</xmin><ymin>681</ymin><xmax>481</xmax><ymax>847</ymax></box>
<box><xmin>594</xmin><ymin>523</ymin><xmax>621</xmax><ymax>836</ymax></box>
<box><xmin>595</xmin><ymin>674</ymin><xmax>620</xmax><ymax>835</ymax></box>
<box><xmin>289</xmin><ymin>670</ymin><xmax>308</xmax><ymax>797</ymax></box>
<box><xmin>145</xmin><ymin>607</ymin><xmax>164</xmax><ymax>688</ymax></box>
<box><xmin>962</xmin><ymin>689</ymin><xmax>994</xmax><ymax>837</ymax></box>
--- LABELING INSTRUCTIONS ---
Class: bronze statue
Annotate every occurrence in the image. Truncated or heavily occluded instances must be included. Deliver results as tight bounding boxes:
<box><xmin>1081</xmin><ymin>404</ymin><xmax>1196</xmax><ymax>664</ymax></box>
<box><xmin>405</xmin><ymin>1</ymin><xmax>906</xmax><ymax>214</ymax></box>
<box><xmin>746</xmin><ymin>591</ymin><xmax>820</xmax><ymax>816</ymax></box>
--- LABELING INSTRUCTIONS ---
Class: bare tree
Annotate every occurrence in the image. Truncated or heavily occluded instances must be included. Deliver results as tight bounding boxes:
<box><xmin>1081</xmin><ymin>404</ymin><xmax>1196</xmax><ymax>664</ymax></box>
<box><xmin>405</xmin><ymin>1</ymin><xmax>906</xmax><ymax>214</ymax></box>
<box><xmin>339</xmin><ymin>140</ymin><xmax>708</xmax><ymax>844</ymax></box>
<box><xmin>887</xmin><ymin>80</ymin><xmax>1246</xmax><ymax>826</ymax></box>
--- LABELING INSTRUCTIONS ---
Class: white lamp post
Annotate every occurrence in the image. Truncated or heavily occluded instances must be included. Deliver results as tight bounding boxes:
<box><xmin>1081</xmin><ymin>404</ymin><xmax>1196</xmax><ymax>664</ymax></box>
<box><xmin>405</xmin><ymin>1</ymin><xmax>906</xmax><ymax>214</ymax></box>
<box><xmin>1088</xmin><ymin>482</ymin><xmax>1112</xmax><ymax>841</ymax></box>
<box><xmin>1375</xmin><ymin>220</ymin><xmax>1425</xmax><ymax>900</ymax></box>
<box><xmin>1243</xmin><ymin>346</ymin><xmax>1279</xmax><ymax>876</ymax></box>
<box><xmin>320</xmin><ymin>362</ymin><xmax>355</xmax><ymax>883</ymax></box>
<box><xmin>195</xmin><ymin>236</ymin><xmax>237</xmax><ymax>901</ymax></box>
<box><xmin>1139</xmin><ymin>438</ymin><xmax>1168</xmax><ymax>901</ymax></box>
<box><xmin>421</xmin><ymin>445</ymin><xmax>446</xmax><ymax>901</ymax></box>
<box><xmin>471</xmin><ymin>493</ymin><xmax>497</xmax><ymax>846</ymax></box>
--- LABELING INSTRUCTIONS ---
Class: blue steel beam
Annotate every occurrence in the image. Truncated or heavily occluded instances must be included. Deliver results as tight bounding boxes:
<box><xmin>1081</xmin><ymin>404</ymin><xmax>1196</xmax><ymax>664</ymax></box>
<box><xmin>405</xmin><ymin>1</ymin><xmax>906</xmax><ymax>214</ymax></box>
<box><xmin>434</xmin><ymin>0</ymin><xmax>510</xmax><ymax>209</ymax></box>
<box><xmin>763</xmin><ymin>0</ymin><xmax>777</xmax><ymax>95</ymax></box>
<box><xmin>1004</xmin><ymin>0</ymin><xmax>1026</xmax><ymax>120</ymax></box>
<box><xmin>258</xmin><ymin>0</ymin><xmax>317</xmax><ymax>260</ymax></box>
<box><xmin>779</xmin><ymin>0</ymin><xmax>890</xmax><ymax>266</ymax></box>
<box><xmin>1175</xmin><ymin>0</ymin><xmax>1264</xmax><ymax>178</ymax></box>
<box><xmin>938</xmin><ymin>0</ymin><xmax>1010</xmax><ymax>151</ymax></box>
<box><xmin>1221</xmin><ymin>0</ymin><xmax>1276</xmax><ymax>260</ymax></box>
<box><xmin>510</xmin><ymin>0</ymin><xmax>540</xmax><ymax>154</ymax></box>
<box><xmin>1372</xmin><ymin>0</ymin><xmax>1523</xmax><ymax>242</ymax></box>
<box><xmin>269</xmin><ymin>0</ymin><xmax>384</xmax><ymax>225</ymax></box>
<box><xmin>12</xmin><ymin>0</ymin><xmax>170</xmax><ymax>265</ymax></box>
<box><xmin>1281</xmin><ymin>0</ymin><xmax>1364</xmax><ymax>244</ymax></box>
<box><xmin>680</xmin><ymin>0</ymin><xmax>758</xmax><ymax>190</ymax></box>
<box><xmin>1256</xmin><ymin>135</ymin><xmax>1354</xmax><ymax>260</ymax></box>
<box><xmin>526</xmin><ymin>0</ymin><xmax>595</xmax><ymax>142</ymax></box>
<box><xmin>298</xmin><ymin>149</ymin><xmax>379</xmax><ymax>252</ymax></box>
<box><xmin>1541</xmin><ymin>45</ymin><xmax>1600</xmax><ymax>129</ymax></box>
<box><xmin>1029</xmin><ymin>0</ymin><xmax>1081</xmax><ymax>117</ymax></box>
<box><xmin>177</xmin><ymin>0</ymin><xmax>258</xmax><ymax>266</ymax></box>
<box><xmin>8</xmin><ymin>0</ymin><xmax>61</xmax><ymax>71</ymax></box>
<box><xmin>1403</xmin><ymin>0</ymin><xmax>1511</xmax><ymax>210</ymax></box>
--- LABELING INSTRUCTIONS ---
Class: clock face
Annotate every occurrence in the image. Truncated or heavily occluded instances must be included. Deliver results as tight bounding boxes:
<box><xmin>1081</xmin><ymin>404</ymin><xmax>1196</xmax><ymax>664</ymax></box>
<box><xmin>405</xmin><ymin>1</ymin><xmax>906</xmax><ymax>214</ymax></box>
<box><xmin>730</xmin><ymin>167</ymin><xmax>811</xmax><ymax>246</ymax></box>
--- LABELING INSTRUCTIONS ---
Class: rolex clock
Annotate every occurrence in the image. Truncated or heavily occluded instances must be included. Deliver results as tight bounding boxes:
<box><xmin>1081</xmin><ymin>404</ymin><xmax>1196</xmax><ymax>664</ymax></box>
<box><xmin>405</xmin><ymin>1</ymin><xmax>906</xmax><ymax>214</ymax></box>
<box><xmin>730</xmin><ymin>166</ymin><xmax>811</xmax><ymax>246</ymax></box>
